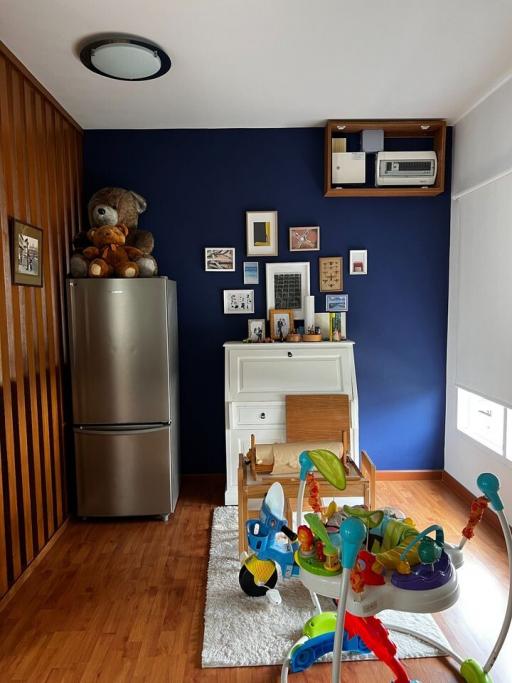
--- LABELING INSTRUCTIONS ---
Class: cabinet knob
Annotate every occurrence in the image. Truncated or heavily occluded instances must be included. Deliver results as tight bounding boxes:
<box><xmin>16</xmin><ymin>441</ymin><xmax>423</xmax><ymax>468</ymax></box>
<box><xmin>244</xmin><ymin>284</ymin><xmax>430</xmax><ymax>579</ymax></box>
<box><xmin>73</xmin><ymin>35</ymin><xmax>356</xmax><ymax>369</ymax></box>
<box><xmin>259</xmin><ymin>412</ymin><xmax>266</xmax><ymax>420</ymax></box>
<box><xmin>287</xmin><ymin>351</ymin><xmax>293</xmax><ymax>358</ymax></box>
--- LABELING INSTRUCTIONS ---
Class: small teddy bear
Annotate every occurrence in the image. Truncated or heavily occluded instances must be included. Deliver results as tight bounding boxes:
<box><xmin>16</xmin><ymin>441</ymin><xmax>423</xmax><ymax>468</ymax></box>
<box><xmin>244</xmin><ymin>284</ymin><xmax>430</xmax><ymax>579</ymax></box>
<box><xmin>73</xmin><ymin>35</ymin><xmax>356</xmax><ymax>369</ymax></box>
<box><xmin>83</xmin><ymin>225</ymin><xmax>143</xmax><ymax>278</ymax></box>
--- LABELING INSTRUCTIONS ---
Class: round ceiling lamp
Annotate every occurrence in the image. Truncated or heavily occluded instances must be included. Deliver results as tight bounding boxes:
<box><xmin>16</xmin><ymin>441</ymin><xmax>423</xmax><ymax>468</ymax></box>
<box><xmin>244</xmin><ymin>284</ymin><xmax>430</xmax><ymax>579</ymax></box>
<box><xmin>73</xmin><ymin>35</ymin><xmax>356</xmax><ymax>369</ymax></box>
<box><xmin>80</xmin><ymin>37</ymin><xmax>171</xmax><ymax>81</ymax></box>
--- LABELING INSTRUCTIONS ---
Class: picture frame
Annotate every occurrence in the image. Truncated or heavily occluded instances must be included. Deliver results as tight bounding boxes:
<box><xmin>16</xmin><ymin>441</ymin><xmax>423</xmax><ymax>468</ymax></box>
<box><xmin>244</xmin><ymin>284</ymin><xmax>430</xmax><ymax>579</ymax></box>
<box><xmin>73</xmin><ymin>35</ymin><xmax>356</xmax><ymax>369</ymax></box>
<box><xmin>204</xmin><ymin>247</ymin><xmax>235</xmax><ymax>271</ymax></box>
<box><xmin>246</xmin><ymin>210</ymin><xmax>278</xmax><ymax>256</ymax></box>
<box><xmin>248</xmin><ymin>318</ymin><xmax>265</xmax><ymax>342</ymax></box>
<box><xmin>319</xmin><ymin>256</ymin><xmax>343</xmax><ymax>292</ymax></box>
<box><xmin>289</xmin><ymin>226</ymin><xmax>320</xmax><ymax>252</ymax></box>
<box><xmin>243</xmin><ymin>261</ymin><xmax>259</xmax><ymax>285</ymax></box>
<box><xmin>349</xmin><ymin>249</ymin><xmax>368</xmax><ymax>275</ymax></box>
<box><xmin>326</xmin><ymin>294</ymin><xmax>348</xmax><ymax>312</ymax></box>
<box><xmin>265</xmin><ymin>262</ymin><xmax>310</xmax><ymax>319</ymax></box>
<box><xmin>269</xmin><ymin>309</ymin><xmax>294</xmax><ymax>341</ymax></box>
<box><xmin>223</xmin><ymin>289</ymin><xmax>254</xmax><ymax>314</ymax></box>
<box><xmin>11</xmin><ymin>219</ymin><xmax>43</xmax><ymax>287</ymax></box>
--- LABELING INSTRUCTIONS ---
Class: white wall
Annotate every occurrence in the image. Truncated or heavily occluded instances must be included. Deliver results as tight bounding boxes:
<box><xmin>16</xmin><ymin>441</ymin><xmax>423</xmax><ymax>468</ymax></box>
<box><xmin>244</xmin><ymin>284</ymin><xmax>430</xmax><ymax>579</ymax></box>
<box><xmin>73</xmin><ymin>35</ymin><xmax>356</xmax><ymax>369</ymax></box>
<box><xmin>446</xmin><ymin>77</ymin><xmax>512</xmax><ymax>518</ymax></box>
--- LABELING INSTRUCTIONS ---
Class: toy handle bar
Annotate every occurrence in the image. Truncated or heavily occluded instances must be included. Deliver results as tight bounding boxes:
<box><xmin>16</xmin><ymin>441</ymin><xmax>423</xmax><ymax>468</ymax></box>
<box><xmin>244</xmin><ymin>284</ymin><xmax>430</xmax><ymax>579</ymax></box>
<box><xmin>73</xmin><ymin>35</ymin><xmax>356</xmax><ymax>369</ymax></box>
<box><xmin>331</xmin><ymin>517</ymin><xmax>367</xmax><ymax>683</ymax></box>
<box><xmin>281</xmin><ymin>525</ymin><xmax>298</xmax><ymax>542</ymax></box>
<box><xmin>475</xmin><ymin>473</ymin><xmax>512</xmax><ymax>674</ymax></box>
<box><xmin>399</xmin><ymin>524</ymin><xmax>445</xmax><ymax>562</ymax></box>
<box><xmin>459</xmin><ymin>473</ymin><xmax>501</xmax><ymax>550</ymax></box>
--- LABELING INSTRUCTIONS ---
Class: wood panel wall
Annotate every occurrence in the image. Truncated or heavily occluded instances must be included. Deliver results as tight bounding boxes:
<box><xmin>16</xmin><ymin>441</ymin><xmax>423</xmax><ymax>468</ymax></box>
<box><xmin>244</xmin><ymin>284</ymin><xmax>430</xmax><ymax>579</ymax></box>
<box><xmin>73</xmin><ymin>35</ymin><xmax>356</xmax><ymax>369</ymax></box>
<box><xmin>0</xmin><ymin>43</ymin><xmax>82</xmax><ymax>598</ymax></box>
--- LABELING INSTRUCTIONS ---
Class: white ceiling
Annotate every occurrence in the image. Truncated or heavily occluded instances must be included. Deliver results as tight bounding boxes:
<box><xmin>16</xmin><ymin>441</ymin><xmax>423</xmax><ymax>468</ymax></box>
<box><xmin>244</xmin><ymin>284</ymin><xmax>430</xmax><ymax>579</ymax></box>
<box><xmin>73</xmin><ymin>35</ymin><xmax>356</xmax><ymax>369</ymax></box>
<box><xmin>2</xmin><ymin>0</ymin><xmax>512</xmax><ymax>129</ymax></box>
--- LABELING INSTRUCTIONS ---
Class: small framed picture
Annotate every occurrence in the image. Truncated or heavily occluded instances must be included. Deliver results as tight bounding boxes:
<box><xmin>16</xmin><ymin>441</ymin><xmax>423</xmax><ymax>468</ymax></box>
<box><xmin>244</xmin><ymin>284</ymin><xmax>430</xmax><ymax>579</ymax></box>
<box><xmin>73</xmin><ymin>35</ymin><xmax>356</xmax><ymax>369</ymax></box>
<box><xmin>246</xmin><ymin>210</ymin><xmax>278</xmax><ymax>257</ymax></box>
<box><xmin>349</xmin><ymin>249</ymin><xmax>368</xmax><ymax>275</ymax></box>
<box><xmin>243</xmin><ymin>261</ymin><xmax>259</xmax><ymax>285</ymax></box>
<box><xmin>266</xmin><ymin>262</ymin><xmax>310</xmax><ymax>319</ymax></box>
<box><xmin>319</xmin><ymin>256</ymin><xmax>343</xmax><ymax>292</ymax></box>
<box><xmin>248</xmin><ymin>318</ymin><xmax>265</xmax><ymax>342</ymax></box>
<box><xmin>326</xmin><ymin>294</ymin><xmax>348</xmax><ymax>312</ymax></box>
<box><xmin>11</xmin><ymin>219</ymin><xmax>43</xmax><ymax>287</ymax></box>
<box><xmin>205</xmin><ymin>247</ymin><xmax>235</xmax><ymax>271</ymax></box>
<box><xmin>289</xmin><ymin>226</ymin><xmax>320</xmax><ymax>252</ymax></box>
<box><xmin>269</xmin><ymin>309</ymin><xmax>294</xmax><ymax>340</ymax></box>
<box><xmin>223</xmin><ymin>289</ymin><xmax>254</xmax><ymax>314</ymax></box>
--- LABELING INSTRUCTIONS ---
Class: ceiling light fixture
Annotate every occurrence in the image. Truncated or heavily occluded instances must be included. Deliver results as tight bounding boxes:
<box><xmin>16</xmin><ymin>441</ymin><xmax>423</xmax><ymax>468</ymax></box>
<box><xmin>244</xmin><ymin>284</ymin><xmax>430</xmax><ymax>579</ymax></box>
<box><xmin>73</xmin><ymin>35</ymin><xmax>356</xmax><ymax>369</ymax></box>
<box><xmin>80</xmin><ymin>37</ymin><xmax>171</xmax><ymax>81</ymax></box>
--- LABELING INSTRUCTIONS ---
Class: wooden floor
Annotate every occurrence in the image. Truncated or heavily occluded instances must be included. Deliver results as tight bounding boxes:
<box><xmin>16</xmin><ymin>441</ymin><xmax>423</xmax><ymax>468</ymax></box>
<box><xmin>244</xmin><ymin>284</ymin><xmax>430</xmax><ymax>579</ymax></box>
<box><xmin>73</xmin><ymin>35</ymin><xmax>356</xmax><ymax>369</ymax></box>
<box><xmin>0</xmin><ymin>476</ymin><xmax>511</xmax><ymax>682</ymax></box>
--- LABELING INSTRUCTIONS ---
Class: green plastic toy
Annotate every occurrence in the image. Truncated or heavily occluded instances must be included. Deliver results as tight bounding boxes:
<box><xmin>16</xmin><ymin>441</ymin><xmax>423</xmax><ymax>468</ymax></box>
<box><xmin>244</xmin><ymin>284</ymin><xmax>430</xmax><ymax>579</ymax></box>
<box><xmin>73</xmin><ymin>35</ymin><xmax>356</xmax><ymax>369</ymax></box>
<box><xmin>460</xmin><ymin>659</ymin><xmax>493</xmax><ymax>683</ymax></box>
<box><xmin>306</xmin><ymin>449</ymin><xmax>346</xmax><ymax>490</ymax></box>
<box><xmin>304</xmin><ymin>512</ymin><xmax>336</xmax><ymax>554</ymax></box>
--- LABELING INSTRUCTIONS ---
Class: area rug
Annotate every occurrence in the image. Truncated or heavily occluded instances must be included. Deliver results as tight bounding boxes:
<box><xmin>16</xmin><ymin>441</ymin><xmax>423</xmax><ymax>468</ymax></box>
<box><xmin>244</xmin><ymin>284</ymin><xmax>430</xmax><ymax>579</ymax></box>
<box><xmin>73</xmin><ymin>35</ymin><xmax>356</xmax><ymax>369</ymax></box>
<box><xmin>202</xmin><ymin>506</ymin><xmax>451</xmax><ymax>668</ymax></box>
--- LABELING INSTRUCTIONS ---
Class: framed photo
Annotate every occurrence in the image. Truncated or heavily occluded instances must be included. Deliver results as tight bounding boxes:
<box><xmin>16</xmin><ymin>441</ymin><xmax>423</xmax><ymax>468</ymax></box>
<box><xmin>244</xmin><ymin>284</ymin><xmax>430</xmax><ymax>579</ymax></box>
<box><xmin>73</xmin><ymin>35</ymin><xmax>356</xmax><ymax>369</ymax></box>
<box><xmin>269</xmin><ymin>309</ymin><xmax>294</xmax><ymax>341</ymax></box>
<box><xmin>11</xmin><ymin>220</ymin><xmax>43</xmax><ymax>287</ymax></box>
<box><xmin>204</xmin><ymin>247</ymin><xmax>235</xmax><ymax>271</ymax></box>
<box><xmin>326</xmin><ymin>294</ymin><xmax>348</xmax><ymax>312</ymax></box>
<box><xmin>265</xmin><ymin>262</ymin><xmax>310</xmax><ymax>319</ymax></box>
<box><xmin>246</xmin><ymin>210</ymin><xmax>278</xmax><ymax>256</ymax></box>
<box><xmin>223</xmin><ymin>289</ymin><xmax>254</xmax><ymax>314</ymax></box>
<box><xmin>243</xmin><ymin>261</ymin><xmax>259</xmax><ymax>285</ymax></box>
<box><xmin>319</xmin><ymin>256</ymin><xmax>343</xmax><ymax>292</ymax></box>
<box><xmin>349</xmin><ymin>249</ymin><xmax>368</xmax><ymax>275</ymax></box>
<box><xmin>289</xmin><ymin>226</ymin><xmax>320</xmax><ymax>252</ymax></box>
<box><xmin>248</xmin><ymin>318</ymin><xmax>265</xmax><ymax>342</ymax></box>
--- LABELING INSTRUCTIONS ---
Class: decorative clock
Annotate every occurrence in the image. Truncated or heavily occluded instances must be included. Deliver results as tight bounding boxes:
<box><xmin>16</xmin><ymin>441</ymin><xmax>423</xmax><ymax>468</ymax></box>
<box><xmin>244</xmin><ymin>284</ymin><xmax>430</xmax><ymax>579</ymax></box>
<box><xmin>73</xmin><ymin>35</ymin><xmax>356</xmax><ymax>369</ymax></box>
<box><xmin>319</xmin><ymin>256</ymin><xmax>343</xmax><ymax>292</ymax></box>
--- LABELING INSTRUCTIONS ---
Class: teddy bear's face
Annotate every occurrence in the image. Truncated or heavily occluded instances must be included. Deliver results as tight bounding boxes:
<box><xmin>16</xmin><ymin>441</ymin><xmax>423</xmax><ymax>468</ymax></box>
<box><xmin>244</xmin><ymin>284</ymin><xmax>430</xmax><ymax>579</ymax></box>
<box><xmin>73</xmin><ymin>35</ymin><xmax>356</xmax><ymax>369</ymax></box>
<box><xmin>87</xmin><ymin>225</ymin><xmax>129</xmax><ymax>248</ymax></box>
<box><xmin>88</xmin><ymin>187</ymin><xmax>147</xmax><ymax>230</ymax></box>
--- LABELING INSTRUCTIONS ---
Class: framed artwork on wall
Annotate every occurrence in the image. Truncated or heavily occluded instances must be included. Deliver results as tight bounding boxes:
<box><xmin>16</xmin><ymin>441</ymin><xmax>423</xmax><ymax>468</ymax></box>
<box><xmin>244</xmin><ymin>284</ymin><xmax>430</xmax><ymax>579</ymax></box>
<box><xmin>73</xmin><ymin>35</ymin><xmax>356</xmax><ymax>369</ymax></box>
<box><xmin>11</xmin><ymin>219</ymin><xmax>43</xmax><ymax>287</ymax></box>
<box><xmin>204</xmin><ymin>247</ymin><xmax>235</xmax><ymax>271</ymax></box>
<box><xmin>223</xmin><ymin>289</ymin><xmax>254</xmax><ymax>314</ymax></box>
<box><xmin>319</xmin><ymin>256</ymin><xmax>343</xmax><ymax>292</ymax></box>
<box><xmin>248</xmin><ymin>318</ymin><xmax>265</xmax><ymax>342</ymax></box>
<box><xmin>246</xmin><ymin>210</ymin><xmax>278</xmax><ymax>256</ymax></box>
<box><xmin>269</xmin><ymin>309</ymin><xmax>294</xmax><ymax>340</ymax></box>
<box><xmin>265</xmin><ymin>262</ymin><xmax>310</xmax><ymax>319</ymax></box>
<box><xmin>289</xmin><ymin>226</ymin><xmax>320</xmax><ymax>252</ymax></box>
<box><xmin>326</xmin><ymin>294</ymin><xmax>348</xmax><ymax>312</ymax></box>
<box><xmin>349</xmin><ymin>249</ymin><xmax>368</xmax><ymax>275</ymax></box>
<box><xmin>243</xmin><ymin>261</ymin><xmax>259</xmax><ymax>285</ymax></box>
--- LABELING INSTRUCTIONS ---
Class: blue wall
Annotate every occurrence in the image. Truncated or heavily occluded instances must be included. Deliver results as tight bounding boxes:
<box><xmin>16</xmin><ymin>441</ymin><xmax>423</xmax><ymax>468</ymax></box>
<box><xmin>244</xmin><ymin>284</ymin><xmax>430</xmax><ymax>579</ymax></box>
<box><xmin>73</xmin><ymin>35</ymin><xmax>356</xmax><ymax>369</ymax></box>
<box><xmin>83</xmin><ymin>128</ymin><xmax>451</xmax><ymax>474</ymax></box>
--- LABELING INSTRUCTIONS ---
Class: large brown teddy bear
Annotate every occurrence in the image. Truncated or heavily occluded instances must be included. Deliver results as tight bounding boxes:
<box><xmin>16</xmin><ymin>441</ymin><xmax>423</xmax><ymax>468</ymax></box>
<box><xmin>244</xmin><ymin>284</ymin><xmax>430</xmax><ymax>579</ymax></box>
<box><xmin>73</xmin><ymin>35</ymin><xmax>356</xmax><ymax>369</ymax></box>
<box><xmin>83</xmin><ymin>225</ymin><xmax>143</xmax><ymax>278</ymax></box>
<box><xmin>70</xmin><ymin>187</ymin><xmax>157</xmax><ymax>277</ymax></box>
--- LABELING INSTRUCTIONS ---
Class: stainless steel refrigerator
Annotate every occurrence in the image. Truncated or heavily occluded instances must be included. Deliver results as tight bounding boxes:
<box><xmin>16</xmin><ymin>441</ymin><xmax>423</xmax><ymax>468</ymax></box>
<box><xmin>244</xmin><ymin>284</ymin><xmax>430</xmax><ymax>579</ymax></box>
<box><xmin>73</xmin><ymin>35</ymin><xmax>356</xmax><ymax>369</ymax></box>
<box><xmin>67</xmin><ymin>277</ymin><xmax>180</xmax><ymax>520</ymax></box>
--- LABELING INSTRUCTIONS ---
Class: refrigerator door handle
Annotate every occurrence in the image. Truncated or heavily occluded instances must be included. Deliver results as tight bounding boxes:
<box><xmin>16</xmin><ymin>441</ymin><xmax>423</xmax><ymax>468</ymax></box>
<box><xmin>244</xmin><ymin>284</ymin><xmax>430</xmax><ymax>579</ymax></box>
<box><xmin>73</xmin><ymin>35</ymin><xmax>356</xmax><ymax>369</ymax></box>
<box><xmin>74</xmin><ymin>424</ymin><xmax>170</xmax><ymax>435</ymax></box>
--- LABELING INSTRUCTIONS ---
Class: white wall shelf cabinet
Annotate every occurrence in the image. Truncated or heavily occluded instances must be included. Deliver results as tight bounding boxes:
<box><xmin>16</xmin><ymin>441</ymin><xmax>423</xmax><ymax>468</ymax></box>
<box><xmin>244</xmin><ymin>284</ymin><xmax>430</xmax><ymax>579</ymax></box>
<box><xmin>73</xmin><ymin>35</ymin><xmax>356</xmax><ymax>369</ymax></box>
<box><xmin>223</xmin><ymin>341</ymin><xmax>359</xmax><ymax>505</ymax></box>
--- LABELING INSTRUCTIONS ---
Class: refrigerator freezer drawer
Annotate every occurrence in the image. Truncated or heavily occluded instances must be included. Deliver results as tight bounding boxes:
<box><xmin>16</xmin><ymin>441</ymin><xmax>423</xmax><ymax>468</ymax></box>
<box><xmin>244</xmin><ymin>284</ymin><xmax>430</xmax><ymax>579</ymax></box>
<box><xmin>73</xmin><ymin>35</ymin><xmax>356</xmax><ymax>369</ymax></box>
<box><xmin>75</xmin><ymin>426</ymin><xmax>175</xmax><ymax>517</ymax></box>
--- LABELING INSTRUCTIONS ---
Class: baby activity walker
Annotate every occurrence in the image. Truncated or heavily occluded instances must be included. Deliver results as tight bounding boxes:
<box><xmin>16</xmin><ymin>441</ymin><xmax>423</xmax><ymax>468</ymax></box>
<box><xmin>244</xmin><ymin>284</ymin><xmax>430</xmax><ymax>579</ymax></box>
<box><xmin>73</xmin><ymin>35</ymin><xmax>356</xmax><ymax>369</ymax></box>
<box><xmin>239</xmin><ymin>448</ymin><xmax>512</xmax><ymax>683</ymax></box>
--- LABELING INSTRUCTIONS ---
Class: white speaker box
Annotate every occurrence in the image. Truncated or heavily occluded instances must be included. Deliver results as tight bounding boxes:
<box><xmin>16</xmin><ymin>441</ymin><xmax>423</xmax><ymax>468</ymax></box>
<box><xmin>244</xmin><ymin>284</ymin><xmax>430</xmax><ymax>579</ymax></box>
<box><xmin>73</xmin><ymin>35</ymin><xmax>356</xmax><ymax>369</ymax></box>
<box><xmin>332</xmin><ymin>152</ymin><xmax>366</xmax><ymax>184</ymax></box>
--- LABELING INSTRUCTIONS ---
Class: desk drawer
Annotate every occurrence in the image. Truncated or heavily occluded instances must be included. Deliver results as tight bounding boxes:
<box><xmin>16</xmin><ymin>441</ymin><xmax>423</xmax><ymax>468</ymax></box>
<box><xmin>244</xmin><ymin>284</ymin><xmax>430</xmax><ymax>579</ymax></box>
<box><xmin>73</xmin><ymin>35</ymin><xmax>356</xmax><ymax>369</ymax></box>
<box><xmin>232</xmin><ymin>403</ymin><xmax>285</xmax><ymax>428</ymax></box>
<box><xmin>227</xmin><ymin>346</ymin><xmax>353</xmax><ymax>402</ymax></box>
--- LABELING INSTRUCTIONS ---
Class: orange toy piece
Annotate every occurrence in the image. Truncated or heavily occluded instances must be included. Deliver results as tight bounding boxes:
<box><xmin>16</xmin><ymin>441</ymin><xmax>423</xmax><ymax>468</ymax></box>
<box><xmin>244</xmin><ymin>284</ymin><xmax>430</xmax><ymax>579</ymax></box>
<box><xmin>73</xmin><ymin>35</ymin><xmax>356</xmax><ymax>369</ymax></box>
<box><xmin>462</xmin><ymin>496</ymin><xmax>489</xmax><ymax>540</ymax></box>
<box><xmin>297</xmin><ymin>525</ymin><xmax>315</xmax><ymax>556</ymax></box>
<box><xmin>351</xmin><ymin>550</ymin><xmax>386</xmax><ymax>592</ymax></box>
<box><xmin>315</xmin><ymin>540</ymin><xmax>326</xmax><ymax>562</ymax></box>
<box><xmin>306</xmin><ymin>472</ymin><xmax>321</xmax><ymax>513</ymax></box>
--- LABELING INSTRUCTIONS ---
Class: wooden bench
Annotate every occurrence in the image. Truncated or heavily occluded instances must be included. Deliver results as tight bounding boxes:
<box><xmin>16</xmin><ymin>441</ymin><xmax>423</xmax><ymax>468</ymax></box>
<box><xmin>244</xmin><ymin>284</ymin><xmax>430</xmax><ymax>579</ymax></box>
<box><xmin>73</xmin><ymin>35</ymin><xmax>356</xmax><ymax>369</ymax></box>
<box><xmin>237</xmin><ymin>394</ymin><xmax>376</xmax><ymax>553</ymax></box>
